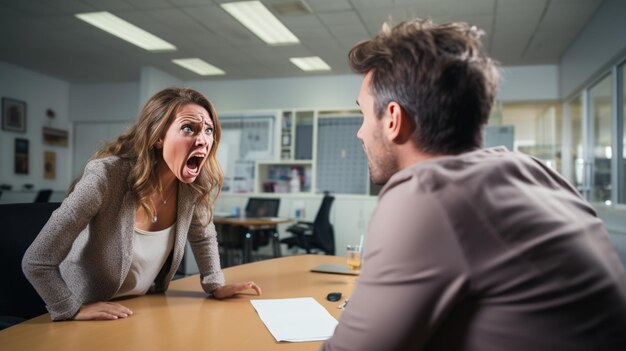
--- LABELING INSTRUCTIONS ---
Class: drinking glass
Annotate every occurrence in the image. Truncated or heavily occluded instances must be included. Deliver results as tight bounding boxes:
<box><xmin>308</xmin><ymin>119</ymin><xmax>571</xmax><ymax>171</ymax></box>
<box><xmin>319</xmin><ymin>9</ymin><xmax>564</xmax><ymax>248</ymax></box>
<box><xmin>346</xmin><ymin>245</ymin><xmax>362</xmax><ymax>270</ymax></box>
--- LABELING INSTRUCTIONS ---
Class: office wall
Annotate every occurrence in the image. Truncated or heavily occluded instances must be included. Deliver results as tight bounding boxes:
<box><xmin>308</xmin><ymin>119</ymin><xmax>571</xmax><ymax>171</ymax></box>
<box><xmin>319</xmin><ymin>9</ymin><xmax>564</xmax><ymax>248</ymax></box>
<box><xmin>139</xmin><ymin>66</ymin><xmax>182</xmax><ymax>109</ymax></box>
<box><xmin>66</xmin><ymin>65</ymin><xmax>560</xmax><ymax>125</ymax></box>
<box><xmin>69</xmin><ymin>82</ymin><xmax>139</xmax><ymax>122</ymax></box>
<box><xmin>188</xmin><ymin>74</ymin><xmax>363</xmax><ymax>111</ymax></box>
<box><xmin>498</xmin><ymin>65</ymin><xmax>559</xmax><ymax>101</ymax></box>
<box><xmin>0</xmin><ymin>61</ymin><xmax>71</xmax><ymax>191</ymax></box>
<box><xmin>188</xmin><ymin>66</ymin><xmax>559</xmax><ymax>112</ymax></box>
<box><xmin>560</xmin><ymin>0</ymin><xmax>626</xmax><ymax>99</ymax></box>
<box><xmin>64</xmin><ymin>65</ymin><xmax>560</xmax><ymax>127</ymax></box>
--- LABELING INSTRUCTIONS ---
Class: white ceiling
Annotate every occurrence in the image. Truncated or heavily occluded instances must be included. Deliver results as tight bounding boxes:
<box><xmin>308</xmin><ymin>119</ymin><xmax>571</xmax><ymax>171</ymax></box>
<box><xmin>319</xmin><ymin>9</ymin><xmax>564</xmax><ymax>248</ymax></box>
<box><xmin>0</xmin><ymin>0</ymin><xmax>604</xmax><ymax>83</ymax></box>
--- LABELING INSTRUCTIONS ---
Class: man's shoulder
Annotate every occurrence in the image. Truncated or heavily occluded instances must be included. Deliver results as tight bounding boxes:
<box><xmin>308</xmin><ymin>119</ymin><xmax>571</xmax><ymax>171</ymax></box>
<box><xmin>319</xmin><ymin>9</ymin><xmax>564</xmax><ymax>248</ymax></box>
<box><xmin>381</xmin><ymin>147</ymin><xmax>537</xmax><ymax>195</ymax></box>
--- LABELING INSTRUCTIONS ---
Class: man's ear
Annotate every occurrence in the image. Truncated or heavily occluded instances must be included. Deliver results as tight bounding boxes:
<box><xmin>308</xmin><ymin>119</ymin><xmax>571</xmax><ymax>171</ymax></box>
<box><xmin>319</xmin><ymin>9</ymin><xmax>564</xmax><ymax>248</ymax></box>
<box><xmin>384</xmin><ymin>101</ymin><xmax>412</xmax><ymax>143</ymax></box>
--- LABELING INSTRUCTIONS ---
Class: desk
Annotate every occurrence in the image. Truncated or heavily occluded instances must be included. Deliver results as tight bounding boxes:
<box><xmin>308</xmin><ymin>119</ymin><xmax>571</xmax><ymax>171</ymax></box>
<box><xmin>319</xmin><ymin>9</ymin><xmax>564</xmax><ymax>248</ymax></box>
<box><xmin>214</xmin><ymin>217</ymin><xmax>292</xmax><ymax>263</ymax></box>
<box><xmin>0</xmin><ymin>255</ymin><xmax>355</xmax><ymax>351</ymax></box>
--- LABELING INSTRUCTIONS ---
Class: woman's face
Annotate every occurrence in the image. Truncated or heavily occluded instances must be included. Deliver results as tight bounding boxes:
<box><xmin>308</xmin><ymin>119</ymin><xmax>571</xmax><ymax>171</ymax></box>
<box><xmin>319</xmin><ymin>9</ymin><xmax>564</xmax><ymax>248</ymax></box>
<box><xmin>158</xmin><ymin>103</ymin><xmax>214</xmax><ymax>183</ymax></box>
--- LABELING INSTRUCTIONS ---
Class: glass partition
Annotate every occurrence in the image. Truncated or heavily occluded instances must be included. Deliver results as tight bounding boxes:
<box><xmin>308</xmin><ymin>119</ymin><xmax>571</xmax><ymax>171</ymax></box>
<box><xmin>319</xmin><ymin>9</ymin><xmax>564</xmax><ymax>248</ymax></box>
<box><xmin>589</xmin><ymin>75</ymin><xmax>613</xmax><ymax>204</ymax></box>
<box><xmin>569</xmin><ymin>96</ymin><xmax>584</xmax><ymax>193</ymax></box>
<box><xmin>617</xmin><ymin>64</ymin><xmax>626</xmax><ymax>204</ymax></box>
<box><xmin>500</xmin><ymin>102</ymin><xmax>562</xmax><ymax>171</ymax></box>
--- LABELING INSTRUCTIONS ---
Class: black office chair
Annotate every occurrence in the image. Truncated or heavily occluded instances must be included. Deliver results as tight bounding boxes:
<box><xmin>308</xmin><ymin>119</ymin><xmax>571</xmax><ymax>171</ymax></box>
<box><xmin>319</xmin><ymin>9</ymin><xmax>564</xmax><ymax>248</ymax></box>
<box><xmin>280</xmin><ymin>192</ymin><xmax>335</xmax><ymax>255</ymax></box>
<box><xmin>0</xmin><ymin>202</ymin><xmax>61</xmax><ymax>330</ymax></box>
<box><xmin>34</xmin><ymin>189</ymin><xmax>53</xmax><ymax>203</ymax></box>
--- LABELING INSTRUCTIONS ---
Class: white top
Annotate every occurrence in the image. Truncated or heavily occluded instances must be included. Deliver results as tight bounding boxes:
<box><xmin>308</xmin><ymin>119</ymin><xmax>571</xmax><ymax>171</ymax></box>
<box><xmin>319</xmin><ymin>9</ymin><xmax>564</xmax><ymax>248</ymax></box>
<box><xmin>114</xmin><ymin>224</ymin><xmax>176</xmax><ymax>298</ymax></box>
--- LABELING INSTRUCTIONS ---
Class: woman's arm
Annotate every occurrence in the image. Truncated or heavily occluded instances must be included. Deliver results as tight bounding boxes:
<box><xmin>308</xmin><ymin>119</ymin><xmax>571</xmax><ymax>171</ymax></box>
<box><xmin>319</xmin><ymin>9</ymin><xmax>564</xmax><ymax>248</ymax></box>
<box><xmin>188</xmin><ymin>215</ymin><xmax>226</xmax><ymax>293</ymax></box>
<box><xmin>22</xmin><ymin>160</ymin><xmax>109</xmax><ymax>320</ymax></box>
<box><xmin>187</xmin><ymin>211</ymin><xmax>261</xmax><ymax>298</ymax></box>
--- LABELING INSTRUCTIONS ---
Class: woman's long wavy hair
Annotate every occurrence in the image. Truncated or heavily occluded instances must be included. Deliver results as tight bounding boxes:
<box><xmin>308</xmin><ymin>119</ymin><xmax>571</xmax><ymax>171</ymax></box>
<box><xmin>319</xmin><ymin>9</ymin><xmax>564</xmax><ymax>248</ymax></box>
<box><xmin>71</xmin><ymin>87</ymin><xmax>223</xmax><ymax>223</ymax></box>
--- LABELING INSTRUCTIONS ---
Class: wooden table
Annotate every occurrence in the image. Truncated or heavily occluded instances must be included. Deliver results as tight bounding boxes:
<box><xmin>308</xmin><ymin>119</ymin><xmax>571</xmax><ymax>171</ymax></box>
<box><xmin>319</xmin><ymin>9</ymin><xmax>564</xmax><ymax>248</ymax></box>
<box><xmin>0</xmin><ymin>255</ymin><xmax>357</xmax><ymax>350</ymax></box>
<box><xmin>214</xmin><ymin>216</ymin><xmax>293</xmax><ymax>263</ymax></box>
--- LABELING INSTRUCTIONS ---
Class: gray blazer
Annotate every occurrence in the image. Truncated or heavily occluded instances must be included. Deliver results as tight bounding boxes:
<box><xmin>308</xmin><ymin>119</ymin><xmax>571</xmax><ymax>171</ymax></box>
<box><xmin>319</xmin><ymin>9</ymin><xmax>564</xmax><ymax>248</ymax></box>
<box><xmin>22</xmin><ymin>156</ymin><xmax>225</xmax><ymax>321</ymax></box>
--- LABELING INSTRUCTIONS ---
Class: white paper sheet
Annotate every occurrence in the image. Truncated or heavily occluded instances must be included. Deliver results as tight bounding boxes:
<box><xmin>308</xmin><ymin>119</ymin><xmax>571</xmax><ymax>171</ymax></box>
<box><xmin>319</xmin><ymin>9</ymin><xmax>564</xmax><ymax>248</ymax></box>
<box><xmin>250</xmin><ymin>297</ymin><xmax>338</xmax><ymax>342</ymax></box>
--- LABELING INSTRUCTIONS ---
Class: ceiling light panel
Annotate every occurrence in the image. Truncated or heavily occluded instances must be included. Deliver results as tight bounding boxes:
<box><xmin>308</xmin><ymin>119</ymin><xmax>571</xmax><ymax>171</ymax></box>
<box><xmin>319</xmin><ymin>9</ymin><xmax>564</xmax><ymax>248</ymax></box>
<box><xmin>290</xmin><ymin>56</ymin><xmax>331</xmax><ymax>71</ymax></box>
<box><xmin>221</xmin><ymin>1</ymin><xmax>300</xmax><ymax>45</ymax></box>
<box><xmin>75</xmin><ymin>11</ymin><xmax>176</xmax><ymax>52</ymax></box>
<box><xmin>172</xmin><ymin>58</ymin><xmax>226</xmax><ymax>76</ymax></box>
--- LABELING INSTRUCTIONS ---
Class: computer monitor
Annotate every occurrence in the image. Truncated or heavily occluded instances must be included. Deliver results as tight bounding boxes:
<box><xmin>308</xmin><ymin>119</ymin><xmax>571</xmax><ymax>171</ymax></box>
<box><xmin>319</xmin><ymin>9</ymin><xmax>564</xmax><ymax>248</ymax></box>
<box><xmin>245</xmin><ymin>198</ymin><xmax>280</xmax><ymax>218</ymax></box>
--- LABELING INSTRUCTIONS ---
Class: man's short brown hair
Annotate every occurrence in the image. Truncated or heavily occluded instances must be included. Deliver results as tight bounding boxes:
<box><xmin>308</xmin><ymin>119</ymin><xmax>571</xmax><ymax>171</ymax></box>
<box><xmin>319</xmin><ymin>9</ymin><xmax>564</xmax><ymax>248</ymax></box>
<box><xmin>349</xmin><ymin>19</ymin><xmax>500</xmax><ymax>154</ymax></box>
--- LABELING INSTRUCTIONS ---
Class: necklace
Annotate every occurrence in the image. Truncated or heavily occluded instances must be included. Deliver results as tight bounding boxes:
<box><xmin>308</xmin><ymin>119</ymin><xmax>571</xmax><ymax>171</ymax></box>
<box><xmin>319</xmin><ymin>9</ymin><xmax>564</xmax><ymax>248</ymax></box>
<box><xmin>151</xmin><ymin>180</ymin><xmax>175</xmax><ymax>223</ymax></box>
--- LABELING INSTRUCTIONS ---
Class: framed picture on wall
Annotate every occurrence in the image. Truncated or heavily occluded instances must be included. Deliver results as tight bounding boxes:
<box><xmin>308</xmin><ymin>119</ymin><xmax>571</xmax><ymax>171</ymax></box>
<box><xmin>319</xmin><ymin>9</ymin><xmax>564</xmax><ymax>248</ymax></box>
<box><xmin>15</xmin><ymin>138</ymin><xmax>29</xmax><ymax>174</ymax></box>
<box><xmin>2</xmin><ymin>97</ymin><xmax>27</xmax><ymax>133</ymax></box>
<box><xmin>43</xmin><ymin>127</ymin><xmax>69</xmax><ymax>147</ymax></box>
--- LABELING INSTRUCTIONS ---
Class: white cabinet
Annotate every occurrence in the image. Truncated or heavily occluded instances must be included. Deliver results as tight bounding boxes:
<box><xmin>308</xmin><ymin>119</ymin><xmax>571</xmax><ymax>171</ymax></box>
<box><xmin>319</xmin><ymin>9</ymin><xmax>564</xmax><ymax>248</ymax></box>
<box><xmin>279</xmin><ymin>110</ymin><xmax>314</xmax><ymax>161</ymax></box>
<box><xmin>255</xmin><ymin>110</ymin><xmax>315</xmax><ymax>195</ymax></box>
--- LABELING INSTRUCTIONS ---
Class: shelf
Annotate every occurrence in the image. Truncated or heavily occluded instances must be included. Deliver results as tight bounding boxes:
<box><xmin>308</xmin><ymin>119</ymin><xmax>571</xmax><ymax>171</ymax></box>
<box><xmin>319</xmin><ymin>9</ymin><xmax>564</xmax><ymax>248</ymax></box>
<box><xmin>256</xmin><ymin>162</ymin><xmax>313</xmax><ymax>194</ymax></box>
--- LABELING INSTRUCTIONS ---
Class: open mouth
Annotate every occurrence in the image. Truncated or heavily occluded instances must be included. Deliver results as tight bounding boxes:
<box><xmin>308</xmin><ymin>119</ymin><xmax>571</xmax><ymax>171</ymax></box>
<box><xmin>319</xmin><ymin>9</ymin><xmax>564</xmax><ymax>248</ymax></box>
<box><xmin>185</xmin><ymin>153</ymin><xmax>206</xmax><ymax>176</ymax></box>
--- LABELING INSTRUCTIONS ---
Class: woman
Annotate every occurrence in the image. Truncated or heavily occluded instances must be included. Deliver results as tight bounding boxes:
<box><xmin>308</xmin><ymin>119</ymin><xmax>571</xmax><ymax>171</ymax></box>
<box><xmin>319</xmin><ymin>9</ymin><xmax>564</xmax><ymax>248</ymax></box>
<box><xmin>23</xmin><ymin>87</ymin><xmax>261</xmax><ymax>321</ymax></box>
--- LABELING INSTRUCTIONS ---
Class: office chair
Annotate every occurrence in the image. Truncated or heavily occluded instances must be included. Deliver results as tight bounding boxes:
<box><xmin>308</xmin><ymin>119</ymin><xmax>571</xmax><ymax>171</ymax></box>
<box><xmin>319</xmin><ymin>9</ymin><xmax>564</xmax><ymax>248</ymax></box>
<box><xmin>0</xmin><ymin>202</ymin><xmax>61</xmax><ymax>330</ymax></box>
<box><xmin>280</xmin><ymin>192</ymin><xmax>335</xmax><ymax>255</ymax></box>
<box><xmin>34</xmin><ymin>189</ymin><xmax>53</xmax><ymax>203</ymax></box>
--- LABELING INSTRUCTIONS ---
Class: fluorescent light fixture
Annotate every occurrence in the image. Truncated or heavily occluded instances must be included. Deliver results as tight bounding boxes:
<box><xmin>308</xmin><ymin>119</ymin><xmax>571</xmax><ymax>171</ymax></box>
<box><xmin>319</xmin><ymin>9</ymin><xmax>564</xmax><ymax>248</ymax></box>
<box><xmin>172</xmin><ymin>58</ymin><xmax>225</xmax><ymax>76</ymax></box>
<box><xmin>290</xmin><ymin>56</ymin><xmax>331</xmax><ymax>71</ymax></box>
<box><xmin>75</xmin><ymin>11</ymin><xmax>176</xmax><ymax>52</ymax></box>
<box><xmin>221</xmin><ymin>1</ymin><xmax>299</xmax><ymax>45</ymax></box>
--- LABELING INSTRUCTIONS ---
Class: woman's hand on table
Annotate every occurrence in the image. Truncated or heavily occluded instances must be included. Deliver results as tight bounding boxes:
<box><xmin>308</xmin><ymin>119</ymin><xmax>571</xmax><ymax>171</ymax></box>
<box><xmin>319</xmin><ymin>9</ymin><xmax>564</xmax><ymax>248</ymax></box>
<box><xmin>73</xmin><ymin>301</ymin><xmax>133</xmax><ymax>320</ymax></box>
<box><xmin>212</xmin><ymin>281</ymin><xmax>262</xmax><ymax>299</ymax></box>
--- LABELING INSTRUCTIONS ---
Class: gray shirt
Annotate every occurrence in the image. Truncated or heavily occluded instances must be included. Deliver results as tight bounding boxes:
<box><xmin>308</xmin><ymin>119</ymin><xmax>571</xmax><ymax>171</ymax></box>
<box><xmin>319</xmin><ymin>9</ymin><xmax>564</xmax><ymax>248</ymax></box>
<box><xmin>22</xmin><ymin>156</ymin><xmax>225</xmax><ymax>320</ymax></box>
<box><xmin>323</xmin><ymin>147</ymin><xmax>626</xmax><ymax>351</ymax></box>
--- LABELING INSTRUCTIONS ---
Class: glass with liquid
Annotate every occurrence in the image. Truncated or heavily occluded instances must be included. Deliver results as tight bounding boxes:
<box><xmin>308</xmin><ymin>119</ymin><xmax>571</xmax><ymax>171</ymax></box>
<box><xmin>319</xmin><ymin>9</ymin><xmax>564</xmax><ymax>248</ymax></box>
<box><xmin>346</xmin><ymin>245</ymin><xmax>362</xmax><ymax>270</ymax></box>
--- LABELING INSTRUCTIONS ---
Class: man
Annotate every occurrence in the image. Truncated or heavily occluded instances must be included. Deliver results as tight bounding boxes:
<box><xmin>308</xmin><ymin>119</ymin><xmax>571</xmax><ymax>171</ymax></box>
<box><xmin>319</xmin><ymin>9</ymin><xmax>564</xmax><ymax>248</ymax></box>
<box><xmin>323</xmin><ymin>19</ymin><xmax>626</xmax><ymax>351</ymax></box>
